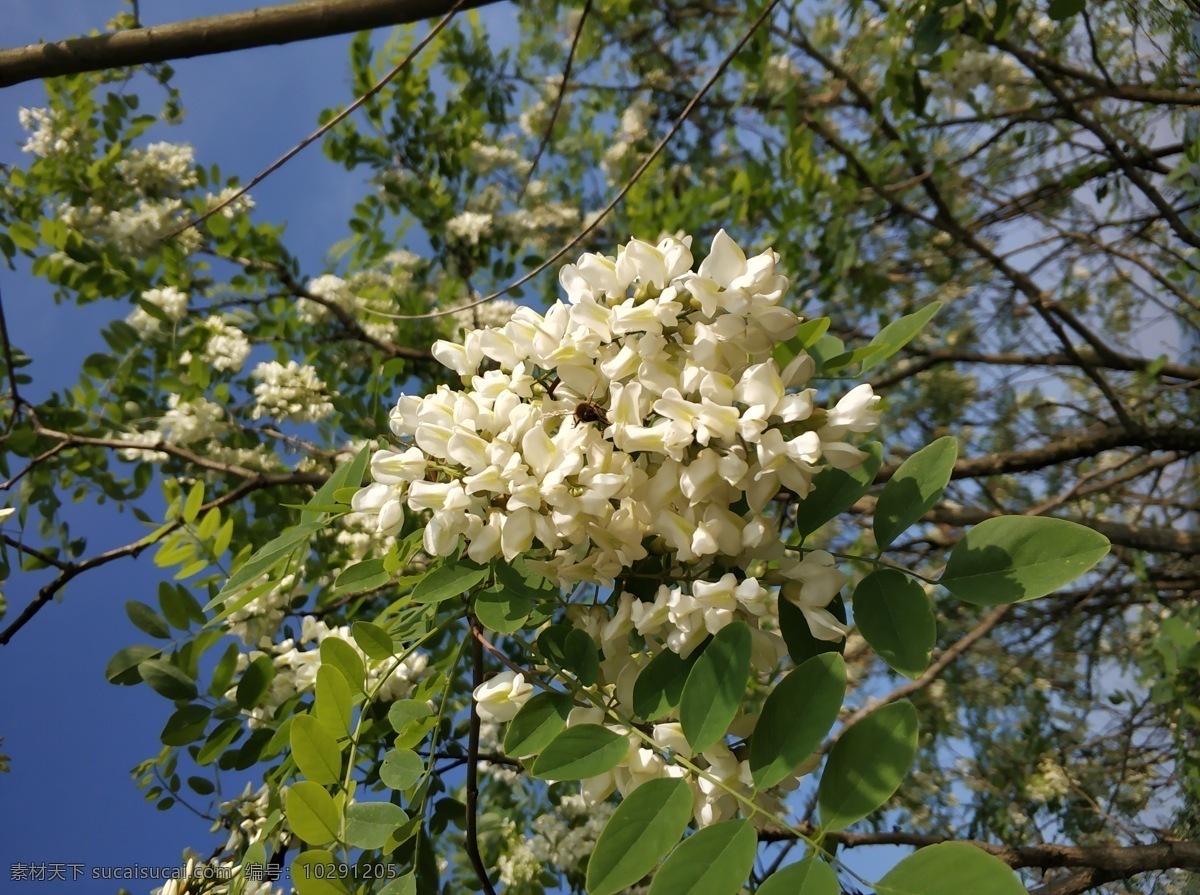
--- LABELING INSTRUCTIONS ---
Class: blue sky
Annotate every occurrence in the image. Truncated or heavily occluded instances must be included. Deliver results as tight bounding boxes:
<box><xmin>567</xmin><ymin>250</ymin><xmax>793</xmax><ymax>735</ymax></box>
<box><xmin>0</xmin><ymin>2</ymin><xmax>513</xmax><ymax>889</ymax></box>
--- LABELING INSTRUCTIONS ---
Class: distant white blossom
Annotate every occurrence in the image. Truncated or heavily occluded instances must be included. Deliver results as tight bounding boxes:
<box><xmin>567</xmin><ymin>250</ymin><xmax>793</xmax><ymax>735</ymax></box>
<box><xmin>117</xmin><ymin>142</ymin><xmax>199</xmax><ymax>194</ymax></box>
<box><xmin>251</xmin><ymin>360</ymin><xmax>333</xmax><ymax>423</ymax></box>
<box><xmin>447</xmin><ymin>211</ymin><xmax>494</xmax><ymax>246</ymax></box>
<box><xmin>127</xmin><ymin>286</ymin><xmax>188</xmax><ymax>337</ymax></box>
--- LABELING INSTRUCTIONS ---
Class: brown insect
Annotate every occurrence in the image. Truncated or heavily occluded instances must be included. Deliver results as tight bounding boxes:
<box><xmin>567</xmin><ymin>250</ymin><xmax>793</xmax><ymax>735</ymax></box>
<box><xmin>573</xmin><ymin>400</ymin><xmax>609</xmax><ymax>427</ymax></box>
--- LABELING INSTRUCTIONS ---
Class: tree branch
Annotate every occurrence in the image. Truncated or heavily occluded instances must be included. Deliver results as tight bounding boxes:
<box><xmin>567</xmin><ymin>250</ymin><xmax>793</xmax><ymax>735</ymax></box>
<box><xmin>0</xmin><ymin>471</ymin><xmax>323</xmax><ymax>645</ymax></box>
<box><xmin>758</xmin><ymin>828</ymin><xmax>1200</xmax><ymax>879</ymax></box>
<box><xmin>876</xmin><ymin>427</ymin><xmax>1200</xmax><ymax>483</ymax></box>
<box><xmin>0</xmin><ymin>0</ymin><xmax>502</xmax><ymax>89</ymax></box>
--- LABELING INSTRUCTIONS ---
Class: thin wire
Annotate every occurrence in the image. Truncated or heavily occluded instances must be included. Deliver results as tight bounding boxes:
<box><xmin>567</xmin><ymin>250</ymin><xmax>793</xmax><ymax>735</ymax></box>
<box><xmin>163</xmin><ymin>0</ymin><xmax>468</xmax><ymax>240</ymax></box>
<box><xmin>369</xmin><ymin>0</ymin><xmax>785</xmax><ymax>322</ymax></box>
<box><xmin>518</xmin><ymin>0</ymin><xmax>593</xmax><ymax>201</ymax></box>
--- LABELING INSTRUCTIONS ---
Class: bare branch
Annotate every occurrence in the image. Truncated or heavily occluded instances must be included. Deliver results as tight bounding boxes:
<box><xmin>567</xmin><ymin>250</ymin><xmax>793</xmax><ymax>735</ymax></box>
<box><xmin>0</xmin><ymin>0</ymin><xmax>501</xmax><ymax>89</ymax></box>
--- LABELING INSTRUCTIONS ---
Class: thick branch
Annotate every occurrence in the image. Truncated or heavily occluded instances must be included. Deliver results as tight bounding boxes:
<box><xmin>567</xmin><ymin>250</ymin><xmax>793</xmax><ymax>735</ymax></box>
<box><xmin>0</xmin><ymin>0</ymin><xmax>500</xmax><ymax>88</ymax></box>
<box><xmin>877</xmin><ymin>427</ymin><xmax>1200</xmax><ymax>483</ymax></box>
<box><xmin>869</xmin><ymin>348</ymin><xmax>1200</xmax><ymax>390</ymax></box>
<box><xmin>758</xmin><ymin>828</ymin><xmax>1200</xmax><ymax>878</ymax></box>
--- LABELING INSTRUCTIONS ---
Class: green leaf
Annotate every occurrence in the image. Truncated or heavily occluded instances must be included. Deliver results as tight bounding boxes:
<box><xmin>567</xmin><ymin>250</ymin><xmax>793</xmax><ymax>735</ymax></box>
<box><xmin>344</xmin><ymin>801</ymin><xmax>408</xmax><ymax>850</ymax></box>
<box><xmin>750</xmin><ymin>654</ymin><xmax>846</xmax><ymax>789</ymax></box>
<box><xmin>818</xmin><ymin>700</ymin><xmax>919</xmax><ymax>830</ymax></box>
<box><xmin>474</xmin><ymin>585</ymin><xmax>532</xmax><ymax>634</ymax></box>
<box><xmin>196</xmin><ymin>718</ymin><xmax>243</xmax><ymax>765</ymax></box>
<box><xmin>632</xmin><ymin>647</ymin><xmax>700</xmax><ymax>722</ymax></box>
<box><xmin>380</xmin><ymin>748</ymin><xmax>425</xmax><ymax>790</ymax></box>
<box><xmin>335</xmin><ymin>559</ymin><xmax>392</xmax><ymax>595</ymax></box>
<box><xmin>938</xmin><ymin>517</ymin><xmax>1110</xmax><ymax>605</ymax></box>
<box><xmin>320</xmin><ymin>637</ymin><xmax>366</xmax><ymax>692</ymax></box>
<box><xmin>853</xmin><ymin>570</ymin><xmax>937</xmax><ymax>679</ymax></box>
<box><xmin>587</xmin><ymin>777</ymin><xmax>694</xmax><ymax>895</ymax></box>
<box><xmin>647</xmin><ymin>820</ymin><xmax>757</xmax><ymax>895</ymax></box>
<box><xmin>494</xmin><ymin>560</ymin><xmax>556</xmax><ymax>601</ymax></box>
<box><xmin>293</xmin><ymin>850</ymin><xmax>350</xmax><ymax>895</ymax></box>
<box><xmin>874</xmin><ymin>436</ymin><xmax>957</xmax><ymax>549</ymax></box>
<box><xmin>530</xmin><ymin>724</ymin><xmax>628</xmax><ymax>781</ymax></box>
<box><xmin>286</xmin><ymin>781</ymin><xmax>341</xmax><ymax>846</ymax></box>
<box><xmin>291</xmin><ymin>715</ymin><xmax>344</xmax><ymax>785</ymax></box>
<box><xmin>758</xmin><ymin>858</ymin><xmax>840</xmax><ymax>895</ymax></box>
<box><xmin>875</xmin><ymin>842</ymin><xmax>1028</xmax><ymax>895</ymax></box>
<box><xmin>795</xmin><ymin>444</ymin><xmax>882</xmax><ymax>539</ymax></box>
<box><xmin>858</xmin><ymin>301</ymin><xmax>942</xmax><ymax>372</ymax></box>
<box><xmin>209</xmin><ymin>642</ymin><xmax>239</xmax><ymax>697</ymax></box>
<box><xmin>389</xmin><ymin>699</ymin><xmax>435</xmax><ymax>732</ymax></box>
<box><xmin>138</xmin><ymin>658</ymin><xmax>199</xmax><ymax>700</ymax></box>
<box><xmin>351</xmin><ymin>621</ymin><xmax>395</xmax><ymax>661</ymax></box>
<box><xmin>236</xmin><ymin>654</ymin><xmax>276</xmax><ymax>709</ymax></box>
<box><xmin>105</xmin><ymin>644</ymin><xmax>161</xmax><ymax>685</ymax></box>
<box><xmin>1047</xmin><ymin>0</ymin><xmax>1085</xmax><ymax>21</ymax></box>
<box><xmin>304</xmin><ymin>444</ymin><xmax>371</xmax><ymax>525</ymax></box>
<box><xmin>680</xmin><ymin>622</ymin><xmax>752</xmax><ymax>753</ymax></box>
<box><xmin>125</xmin><ymin>600</ymin><xmax>171</xmax><ymax>639</ymax></box>
<box><xmin>563</xmin><ymin>628</ymin><xmax>601</xmax><ymax>684</ymax></box>
<box><xmin>379</xmin><ymin>873</ymin><xmax>416</xmax><ymax>895</ymax></box>
<box><xmin>315</xmin><ymin>666</ymin><xmax>354</xmax><ymax>736</ymax></box>
<box><xmin>206</xmin><ymin>520</ymin><xmax>326</xmax><ymax>610</ymax></box>
<box><xmin>410</xmin><ymin>558</ymin><xmax>488</xmax><ymax>604</ymax></box>
<box><xmin>160</xmin><ymin>704</ymin><xmax>211</xmax><ymax>746</ymax></box>
<box><xmin>182</xmin><ymin>480</ymin><xmax>205</xmax><ymax>523</ymax></box>
<box><xmin>503</xmin><ymin>691</ymin><xmax>574</xmax><ymax>758</ymax></box>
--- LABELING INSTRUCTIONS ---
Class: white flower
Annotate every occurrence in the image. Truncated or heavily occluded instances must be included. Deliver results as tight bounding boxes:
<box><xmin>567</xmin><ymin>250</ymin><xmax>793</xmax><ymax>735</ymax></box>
<box><xmin>187</xmin><ymin>315</ymin><xmax>251</xmax><ymax>372</ymax></box>
<box><xmin>447</xmin><ymin>211</ymin><xmax>494</xmax><ymax>246</ymax></box>
<box><xmin>778</xmin><ymin>550</ymin><xmax>850</xmax><ymax>641</ymax></box>
<box><xmin>473</xmin><ymin>670</ymin><xmax>534</xmax><ymax>723</ymax></box>
<box><xmin>126</xmin><ymin>286</ymin><xmax>188</xmax><ymax>337</ymax></box>
<box><xmin>251</xmin><ymin>361</ymin><xmax>333</xmax><ymax>423</ymax></box>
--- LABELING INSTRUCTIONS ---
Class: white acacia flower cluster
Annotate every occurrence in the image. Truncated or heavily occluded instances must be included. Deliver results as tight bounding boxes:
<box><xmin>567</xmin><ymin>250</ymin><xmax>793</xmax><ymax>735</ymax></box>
<box><xmin>18</xmin><ymin>107</ymin><xmax>76</xmax><ymax>157</ymax></box>
<box><xmin>205</xmin><ymin>186</ymin><xmax>257</xmax><ymax>220</ymax></box>
<box><xmin>182</xmin><ymin>315</ymin><xmax>252</xmax><ymax>372</ymax></box>
<box><xmin>251</xmin><ymin>360</ymin><xmax>333</xmax><ymax>423</ymax></box>
<box><xmin>116</xmin><ymin>142</ymin><xmax>199</xmax><ymax>195</ymax></box>
<box><xmin>447</xmin><ymin>211</ymin><xmax>495</xmax><ymax>246</ymax></box>
<box><xmin>127</xmin><ymin>285</ymin><xmax>189</xmax><ymax>337</ymax></box>
<box><xmin>93</xmin><ymin>197</ymin><xmax>202</xmax><ymax>256</ymax></box>
<box><xmin>159</xmin><ymin>395</ymin><xmax>230</xmax><ymax>445</ymax></box>
<box><xmin>353</xmin><ymin>231</ymin><xmax>880</xmax><ymax>595</ymax></box>
<box><xmin>302</xmin><ymin>273</ymin><xmax>397</xmax><ymax>344</ymax></box>
<box><xmin>497</xmin><ymin>793</ymin><xmax>614</xmax><ymax>888</ymax></box>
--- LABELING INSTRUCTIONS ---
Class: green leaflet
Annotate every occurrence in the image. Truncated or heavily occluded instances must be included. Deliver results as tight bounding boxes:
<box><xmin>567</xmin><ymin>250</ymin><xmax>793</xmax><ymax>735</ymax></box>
<box><xmin>646</xmin><ymin>820</ymin><xmax>757</xmax><ymax>895</ymax></box>
<box><xmin>852</xmin><ymin>570</ymin><xmax>937</xmax><ymax>679</ymax></box>
<box><xmin>680</xmin><ymin>622</ymin><xmax>752</xmax><ymax>753</ymax></box>
<box><xmin>874</xmin><ymin>436</ymin><xmax>957</xmax><ymax>549</ymax></box>
<box><xmin>939</xmin><ymin>516</ymin><xmax>1110</xmax><ymax>605</ymax></box>
<box><xmin>875</xmin><ymin>842</ymin><xmax>1028</xmax><ymax>894</ymax></box>
<box><xmin>758</xmin><ymin>858</ymin><xmax>840</xmax><ymax>895</ymax></box>
<box><xmin>818</xmin><ymin>700</ymin><xmax>919</xmax><ymax>830</ymax></box>
<box><xmin>750</xmin><ymin>653</ymin><xmax>846</xmax><ymax>789</ymax></box>
<box><xmin>586</xmin><ymin>777</ymin><xmax>694</xmax><ymax>895</ymax></box>
<box><xmin>531</xmin><ymin>724</ymin><xmax>628</xmax><ymax>781</ymax></box>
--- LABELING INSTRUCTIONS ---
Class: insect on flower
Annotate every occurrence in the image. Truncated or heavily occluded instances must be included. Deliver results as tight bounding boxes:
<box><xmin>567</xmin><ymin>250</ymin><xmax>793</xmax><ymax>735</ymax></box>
<box><xmin>572</xmin><ymin>400</ymin><xmax>609</xmax><ymax>428</ymax></box>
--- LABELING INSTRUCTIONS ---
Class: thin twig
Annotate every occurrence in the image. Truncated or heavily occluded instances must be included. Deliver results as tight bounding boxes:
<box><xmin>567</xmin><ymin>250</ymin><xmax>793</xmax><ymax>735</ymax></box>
<box><xmin>373</xmin><ymin>0</ymin><xmax>785</xmax><ymax>321</ymax></box>
<box><xmin>165</xmin><ymin>0</ymin><xmax>468</xmax><ymax>239</ymax></box>
<box><xmin>518</xmin><ymin>0</ymin><xmax>592</xmax><ymax>200</ymax></box>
